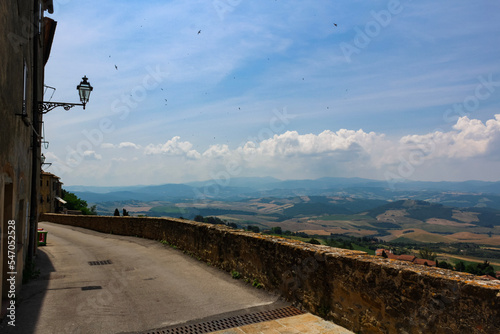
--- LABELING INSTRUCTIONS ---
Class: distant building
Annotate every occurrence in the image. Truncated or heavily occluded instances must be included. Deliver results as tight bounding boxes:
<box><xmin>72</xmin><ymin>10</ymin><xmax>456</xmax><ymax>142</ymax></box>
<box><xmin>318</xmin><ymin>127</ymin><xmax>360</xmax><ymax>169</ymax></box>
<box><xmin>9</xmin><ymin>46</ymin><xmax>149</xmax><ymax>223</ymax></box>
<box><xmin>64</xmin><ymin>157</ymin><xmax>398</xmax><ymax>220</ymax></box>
<box><xmin>0</xmin><ymin>0</ymin><xmax>56</xmax><ymax>319</ymax></box>
<box><xmin>412</xmin><ymin>258</ymin><xmax>437</xmax><ymax>267</ymax></box>
<box><xmin>40</xmin><ymin>171</ymin><xmax>64</xmax><ymax>214</ymax></box>
<box><xmin>375</xmin><ymin>249</ymin><xmax>391</xmax><ymax>257</ymax></box>
<box><xmin>375</xmin><ymin>249</ymin><xmax>436</xmax><ymax>267</ymax></box>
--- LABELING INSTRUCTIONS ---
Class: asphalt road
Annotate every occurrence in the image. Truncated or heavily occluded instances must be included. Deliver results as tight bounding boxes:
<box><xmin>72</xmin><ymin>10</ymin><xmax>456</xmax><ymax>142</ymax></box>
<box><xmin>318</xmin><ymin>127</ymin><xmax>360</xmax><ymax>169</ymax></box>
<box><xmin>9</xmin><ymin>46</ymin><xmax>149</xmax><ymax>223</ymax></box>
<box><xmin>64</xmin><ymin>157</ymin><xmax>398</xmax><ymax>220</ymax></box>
<box><xmin>1</xmin><ymin>222</ymin><xmax>287</xmax><ymax>334</ymax></box>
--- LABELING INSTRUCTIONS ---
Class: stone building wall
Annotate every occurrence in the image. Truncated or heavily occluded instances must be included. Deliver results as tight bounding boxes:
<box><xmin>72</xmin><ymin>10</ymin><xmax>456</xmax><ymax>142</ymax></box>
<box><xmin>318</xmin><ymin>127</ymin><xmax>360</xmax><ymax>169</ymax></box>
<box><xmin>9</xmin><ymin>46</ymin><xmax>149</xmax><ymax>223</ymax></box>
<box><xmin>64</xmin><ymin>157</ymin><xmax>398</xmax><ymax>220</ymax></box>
<box><xmin>1</xmin><ymin>0</ymin><xmax>38</xmax><ymax>305</ymax></box>
<box><xmin>1</xmin><ymin>0</ymin><xmax>55</xmax><ymax>315</ymax></box>
<box><xmin>40</xmin><ymin>171</ymin><xmax>63</xmax><ymax>214</ymax></box>
<box><xmin>40</xmin><ymin>213</ymin><xmax>500</xmax><ymax>333</ymax></box>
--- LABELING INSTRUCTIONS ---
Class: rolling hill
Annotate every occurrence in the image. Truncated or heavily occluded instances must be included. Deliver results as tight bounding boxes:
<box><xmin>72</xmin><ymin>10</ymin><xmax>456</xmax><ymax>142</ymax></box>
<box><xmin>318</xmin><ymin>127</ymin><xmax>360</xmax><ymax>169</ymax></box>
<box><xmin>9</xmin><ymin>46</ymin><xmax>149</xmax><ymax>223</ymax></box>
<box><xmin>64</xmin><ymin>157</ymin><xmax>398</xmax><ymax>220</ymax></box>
<box><xmin>65</xmin><ymin>177</ymin><xmax>500</xmax><ymax>210</ymax></box>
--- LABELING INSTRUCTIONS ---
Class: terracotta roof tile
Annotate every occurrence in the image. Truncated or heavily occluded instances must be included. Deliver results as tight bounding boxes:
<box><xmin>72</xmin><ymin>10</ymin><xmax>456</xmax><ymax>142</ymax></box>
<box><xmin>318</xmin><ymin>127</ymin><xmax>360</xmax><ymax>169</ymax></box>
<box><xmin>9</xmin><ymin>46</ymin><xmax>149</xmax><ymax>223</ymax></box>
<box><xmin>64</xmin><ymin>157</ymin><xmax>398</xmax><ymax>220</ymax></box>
<box><xmin>413</xmin><ymin>258</ymin><xmax>436</xmax><ymax>266</ymax></box>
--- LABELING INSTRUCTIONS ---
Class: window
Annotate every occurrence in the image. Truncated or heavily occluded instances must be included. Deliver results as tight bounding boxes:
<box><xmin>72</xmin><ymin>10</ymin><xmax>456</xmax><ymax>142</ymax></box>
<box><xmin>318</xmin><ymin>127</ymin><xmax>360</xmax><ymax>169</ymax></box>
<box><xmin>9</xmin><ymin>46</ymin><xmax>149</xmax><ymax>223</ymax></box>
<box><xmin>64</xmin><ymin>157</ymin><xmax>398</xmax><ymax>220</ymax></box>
<box><xmin>39</xmin><ymin>2</ymin><xmax>42</xmax><ymax>34</ymax></box>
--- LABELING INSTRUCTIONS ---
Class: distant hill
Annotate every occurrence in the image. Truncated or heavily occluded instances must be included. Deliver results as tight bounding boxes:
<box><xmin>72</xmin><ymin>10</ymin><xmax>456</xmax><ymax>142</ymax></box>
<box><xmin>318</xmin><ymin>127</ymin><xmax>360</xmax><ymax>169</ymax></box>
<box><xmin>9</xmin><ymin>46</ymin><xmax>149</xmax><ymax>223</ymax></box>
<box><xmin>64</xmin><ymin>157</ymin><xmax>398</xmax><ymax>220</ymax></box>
<box><xmin>278</xmin><ymin>196</ymin><xmax>388</xmax><ymax>219</ymax></box>
<box><xmin>84</xmin><ymin>188</ymin><xmax>500</xmax><ymax>246</ymax></box>
<box><xmin>65</xmin><ymin>177</ymin><xmax>500</xmax><ymax>207</ymax></box>
<box><xmin>185</xmin><ymin>176</ymin><xmax>281</xmax><ymax>189</ymax></box>
<box><xmin>72</xmin><ymin>183</ymin><xmax>197</xmax><ymax>203</ymax></box>
<box><xmin>366</xmin><ymin>199</ymin><xmax>500</xmax><ymax>228</ymax></box>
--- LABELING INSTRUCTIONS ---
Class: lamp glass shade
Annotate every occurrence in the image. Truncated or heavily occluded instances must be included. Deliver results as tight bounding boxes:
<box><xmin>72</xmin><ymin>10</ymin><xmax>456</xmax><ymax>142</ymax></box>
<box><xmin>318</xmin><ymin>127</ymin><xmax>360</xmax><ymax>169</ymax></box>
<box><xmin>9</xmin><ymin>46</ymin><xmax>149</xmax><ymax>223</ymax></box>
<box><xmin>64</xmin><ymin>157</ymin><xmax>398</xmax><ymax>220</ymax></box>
<box><xmin>76</xmin><ymin>76</ymin><xmax>93</xmax><ymax>106</ymax></box>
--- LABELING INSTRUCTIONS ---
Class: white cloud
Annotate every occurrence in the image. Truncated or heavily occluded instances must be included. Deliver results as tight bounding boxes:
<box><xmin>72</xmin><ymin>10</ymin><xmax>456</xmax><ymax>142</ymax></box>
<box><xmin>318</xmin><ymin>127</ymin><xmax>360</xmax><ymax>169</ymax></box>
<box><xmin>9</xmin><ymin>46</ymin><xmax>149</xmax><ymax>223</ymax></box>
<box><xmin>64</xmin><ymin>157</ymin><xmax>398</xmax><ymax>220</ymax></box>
<box><xmin>83</xmin><ymin>150</ymin><xmax>102</xmax><ymax>160</ymax></box>
<box><xmin>400</xmin><ymin>114</ymin><xmax>500</xmax><ymax>159</ymax></box>
<box><xmin>144</xmin><ymin>136</ymin><xmax>200</xmax><ymax>158</ymax></box>
<box><xmin>101</xmin><ymin>142</ymin><xmax>141</xmax><ymax>149</ymax></box>
<box><xmin>118</xmin><ymin>142</ymin><xmax>141</xmax><ymax>149</ymax></box>
<box><xmin>203</xmin><ymin>144</ymin><xmax>231</xmax><ymax>158</ymax></box>
<box><xmin>239</xmin><ymin>129</ymin><xmax>385</xmax><ymax>157</ymax></box>
<box><xmin>101</xmin><ymin>143</ymin><xmax>115</xmax><ymax>149</ymax></box>
<box><xmin>44</xmin><ymin>114</ymin><xmax>500</xmax><ymax>186</ymax></box>
<box><xmin>186</xmin><ymin>150</ymin><xmax>202</xmax><ymax>160</ymax></box>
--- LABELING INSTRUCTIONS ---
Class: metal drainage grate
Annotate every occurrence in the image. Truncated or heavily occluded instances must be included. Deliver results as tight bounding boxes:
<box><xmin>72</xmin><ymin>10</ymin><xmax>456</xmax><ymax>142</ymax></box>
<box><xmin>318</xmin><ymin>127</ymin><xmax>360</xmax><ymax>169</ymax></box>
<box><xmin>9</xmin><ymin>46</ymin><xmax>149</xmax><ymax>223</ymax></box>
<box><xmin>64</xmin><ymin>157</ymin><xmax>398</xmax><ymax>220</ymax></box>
<box><xmin>88</xmin><ymin>260</ymin><xmax>113</xmax><ymax>266</ymax></box>
<box><xmin>142</xmin><ymin>306</ymin><xmax>304</xmax><ymax>334</ymax></box>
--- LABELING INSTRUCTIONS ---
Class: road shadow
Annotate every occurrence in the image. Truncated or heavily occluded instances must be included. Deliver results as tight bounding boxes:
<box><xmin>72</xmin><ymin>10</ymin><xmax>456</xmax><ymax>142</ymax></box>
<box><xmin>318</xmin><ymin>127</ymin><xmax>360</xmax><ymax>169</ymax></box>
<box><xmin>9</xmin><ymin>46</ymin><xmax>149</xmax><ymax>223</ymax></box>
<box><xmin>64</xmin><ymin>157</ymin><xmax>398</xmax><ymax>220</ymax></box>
<box><xmin>0</xmin><ymin>246</ymin><xmax>55</xmax><ymax>333</ymax></box>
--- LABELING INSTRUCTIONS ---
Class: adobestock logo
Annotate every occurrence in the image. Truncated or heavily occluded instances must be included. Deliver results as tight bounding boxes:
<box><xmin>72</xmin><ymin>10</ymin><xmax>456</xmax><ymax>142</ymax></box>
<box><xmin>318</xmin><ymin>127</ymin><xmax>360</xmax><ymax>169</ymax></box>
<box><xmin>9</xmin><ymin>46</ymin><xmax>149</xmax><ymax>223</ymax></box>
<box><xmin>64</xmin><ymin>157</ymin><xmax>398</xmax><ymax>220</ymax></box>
<box><xmin>443</xmin><ymin>74</ymin><xmax>500</xmax><ymax>123</ymax></box>
<box><xmin>340</xmin><ymin>0</ymin><xmax>407</xmax><ymax>63</ymax></box>
<box><xmin>385</xmin><ymin>72</ymin><xmax>499</xmax><ymax>189</ymax></box>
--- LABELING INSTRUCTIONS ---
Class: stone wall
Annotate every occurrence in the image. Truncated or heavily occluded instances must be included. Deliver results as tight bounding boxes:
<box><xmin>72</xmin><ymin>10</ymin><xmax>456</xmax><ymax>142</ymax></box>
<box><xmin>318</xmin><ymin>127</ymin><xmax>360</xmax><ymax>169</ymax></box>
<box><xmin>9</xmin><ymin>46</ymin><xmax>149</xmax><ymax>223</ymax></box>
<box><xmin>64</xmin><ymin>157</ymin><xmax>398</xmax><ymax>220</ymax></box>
<box><xmin>1</xmin><ymin>0</ymin><xmax>52</xmax><ymax>304</ymax></box>
<box><xmin>40</xmin><ymin>213</ymin><xmax>500</xmax><ymax>334</ymax></box>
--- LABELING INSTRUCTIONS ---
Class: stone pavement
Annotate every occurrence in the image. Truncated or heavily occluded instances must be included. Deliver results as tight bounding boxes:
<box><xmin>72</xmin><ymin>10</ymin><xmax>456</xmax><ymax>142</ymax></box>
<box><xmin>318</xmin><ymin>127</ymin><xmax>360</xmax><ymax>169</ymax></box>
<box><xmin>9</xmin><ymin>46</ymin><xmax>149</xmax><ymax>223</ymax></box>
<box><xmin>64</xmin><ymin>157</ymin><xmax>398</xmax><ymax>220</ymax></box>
<box><xmin>210</xmin><ymin>313</ymin><xmax>354</xmax><ymax>334</ymax></box>
<box><xmin>0</xmin><ymin>222</ymin><xmax>354</xmax><ymax>334</ymax></box>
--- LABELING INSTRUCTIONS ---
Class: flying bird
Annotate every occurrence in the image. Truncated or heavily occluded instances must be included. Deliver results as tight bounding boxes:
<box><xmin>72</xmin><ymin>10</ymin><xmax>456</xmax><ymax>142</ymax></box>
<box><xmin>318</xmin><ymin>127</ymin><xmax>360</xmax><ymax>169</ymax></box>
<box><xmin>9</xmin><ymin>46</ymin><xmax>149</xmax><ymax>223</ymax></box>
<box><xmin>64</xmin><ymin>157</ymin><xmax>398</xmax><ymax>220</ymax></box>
<box><xmin>115</xmin><ymin>65</ymin><xmax>118</xmax><ymax>70</ymax></box>
<box><xmin>333</xmin><ymin>23</ymin><xmax>337</xmax><ymax>27</ymax></box>
<box><xmin>198</xmin><ymin>30</ymin><xmax>201</xmax><ymax>34</ymax></box>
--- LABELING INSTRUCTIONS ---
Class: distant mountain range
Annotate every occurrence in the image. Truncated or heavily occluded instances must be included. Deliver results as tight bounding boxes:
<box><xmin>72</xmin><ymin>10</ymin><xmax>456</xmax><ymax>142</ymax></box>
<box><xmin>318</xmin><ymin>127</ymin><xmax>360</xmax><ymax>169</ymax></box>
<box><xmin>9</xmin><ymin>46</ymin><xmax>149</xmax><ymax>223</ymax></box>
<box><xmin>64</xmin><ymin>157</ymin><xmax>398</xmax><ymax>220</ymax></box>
<box><xmin>65</xmin><ymin>177</ymin><xmax>500</xmax><ymax>210</ymax></box>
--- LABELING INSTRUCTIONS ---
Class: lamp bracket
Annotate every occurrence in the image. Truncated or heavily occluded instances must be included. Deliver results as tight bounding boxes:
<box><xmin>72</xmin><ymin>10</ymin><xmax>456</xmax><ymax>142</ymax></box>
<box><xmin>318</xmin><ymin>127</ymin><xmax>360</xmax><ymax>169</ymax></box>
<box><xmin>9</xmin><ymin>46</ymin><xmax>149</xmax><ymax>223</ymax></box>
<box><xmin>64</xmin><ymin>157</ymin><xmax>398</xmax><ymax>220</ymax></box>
<box><xmin>38</xmin><ymin>101</ymin><xmax>84</xmax><ymax>114</ymax></box>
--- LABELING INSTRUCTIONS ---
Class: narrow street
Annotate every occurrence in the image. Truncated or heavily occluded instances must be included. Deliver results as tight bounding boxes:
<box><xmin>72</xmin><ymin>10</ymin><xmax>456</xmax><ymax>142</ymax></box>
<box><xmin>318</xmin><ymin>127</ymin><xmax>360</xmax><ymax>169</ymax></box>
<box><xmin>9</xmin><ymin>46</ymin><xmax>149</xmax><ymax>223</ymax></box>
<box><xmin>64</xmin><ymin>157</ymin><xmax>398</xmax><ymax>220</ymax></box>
<box><xmin>1</xmin><ymin>222</ymin><xmax>287</xmax><ymax>333</ymax></box>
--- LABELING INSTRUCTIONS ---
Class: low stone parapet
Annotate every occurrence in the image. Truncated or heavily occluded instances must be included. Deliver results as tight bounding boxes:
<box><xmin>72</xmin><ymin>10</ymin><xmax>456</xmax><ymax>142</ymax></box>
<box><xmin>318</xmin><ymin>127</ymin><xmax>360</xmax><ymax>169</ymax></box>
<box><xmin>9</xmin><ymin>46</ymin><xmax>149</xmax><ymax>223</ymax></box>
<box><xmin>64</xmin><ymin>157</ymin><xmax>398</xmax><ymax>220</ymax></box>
<box><xmin>40</xmin><ymin>213</ymin><xmax>500</xmax><ymax>333</ymax></box>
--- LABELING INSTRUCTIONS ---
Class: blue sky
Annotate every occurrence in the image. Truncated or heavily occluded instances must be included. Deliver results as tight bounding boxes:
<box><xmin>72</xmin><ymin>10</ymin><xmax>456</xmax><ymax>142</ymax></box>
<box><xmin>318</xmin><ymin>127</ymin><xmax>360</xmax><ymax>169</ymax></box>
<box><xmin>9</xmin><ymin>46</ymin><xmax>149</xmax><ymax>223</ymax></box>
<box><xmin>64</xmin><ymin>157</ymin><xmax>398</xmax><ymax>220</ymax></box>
<box><xmin>42</xmin><ymin>0</ymin><xmax>500</xmax><ymax>186</ymax></box>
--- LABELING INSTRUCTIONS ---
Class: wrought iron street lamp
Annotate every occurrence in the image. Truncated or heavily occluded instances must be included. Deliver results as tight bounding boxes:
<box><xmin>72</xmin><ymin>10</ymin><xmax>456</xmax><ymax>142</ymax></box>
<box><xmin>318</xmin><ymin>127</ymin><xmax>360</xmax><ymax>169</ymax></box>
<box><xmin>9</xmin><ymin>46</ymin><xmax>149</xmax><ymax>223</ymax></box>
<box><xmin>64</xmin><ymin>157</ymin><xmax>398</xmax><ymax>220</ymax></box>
<box><xmin>38</xmin><ymin>76</ymin><xmax>93</xmax><ymax>114</ymax></box>
<box><xmin>76</xmin><ymin>76</ymin><xmax>93</xmax><ymax>109</ymax></box>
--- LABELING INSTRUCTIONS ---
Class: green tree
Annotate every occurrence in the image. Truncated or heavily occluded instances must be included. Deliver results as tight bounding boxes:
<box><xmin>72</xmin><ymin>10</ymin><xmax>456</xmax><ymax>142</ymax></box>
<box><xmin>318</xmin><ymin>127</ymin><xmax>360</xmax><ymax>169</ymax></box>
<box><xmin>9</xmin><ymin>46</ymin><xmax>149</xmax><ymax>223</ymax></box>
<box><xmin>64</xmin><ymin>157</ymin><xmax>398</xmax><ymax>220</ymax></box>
<box><xmin>465</xmin><ymin>264</ymin><xmax>478</xmax><ymax>275</ymax></box>
<box><xmin>308</xmin><ymin>238</ymin><xmax>321</xmax><ymax>245</ymax></box>
<box><xmin>62</xmin><ymin>189</ymin><xmax>97</xmax><ymax>215</ymax></box>
<box><xmin>476</xmin><ymin>261</ymin><xmax>496</xmax><ymax>277</ymax></box>
<box><xmin>437</xmin><ymin>260</ymin><xmax>453</xmax><ymax>270</ymax></box>
<box><xmin>325</xmin><ymin>238</ymin><xmax>338</xmax><ymax>247</ymax></box>
<box><xmin>295</xmin><ymin>232</ymin><xmax>309</xmax><ymax>238</ymax></box>
<box><xmin>246</xmin><ymin>225</ymin><xmax>260</xmax><ymax>233</ymax></box>
<box><xmin>122</xmin><ymin>208</ymin><xmax>129</xmax><ymax>216</ymax></box>
<box><xmin>455</xmin><ymin>261</ymin><xmax>466</xmax><ymax>272</ymax></box>
<box><xmin>114</xmin><ymin>208</ymin><xmax>120</xmax><ymax>216</ymax></box>
<box><xmin>204</xmin><ymin>216</ymin><xmax>225</xmax><ymax>225</ymax></box>
<box><xmin>419</xmin><ymin>247</ymin><xmax>437</xmax><ymax>261</ymax></box>
<box><xmin>194</xmin><ymin>215</ymin><xmax>204</xmax><ymax>222</ymax></box>
<box><xmin>271</xmin><ymin>226</ymin><xmax>282</xmax><ymax>235</ymax></box>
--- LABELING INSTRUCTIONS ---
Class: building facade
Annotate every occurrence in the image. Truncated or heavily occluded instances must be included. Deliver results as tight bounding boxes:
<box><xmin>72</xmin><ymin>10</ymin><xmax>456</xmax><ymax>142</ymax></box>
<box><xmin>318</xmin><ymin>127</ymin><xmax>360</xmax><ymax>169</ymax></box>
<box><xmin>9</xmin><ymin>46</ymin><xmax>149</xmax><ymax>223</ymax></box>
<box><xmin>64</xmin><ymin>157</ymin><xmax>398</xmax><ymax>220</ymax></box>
<box><xmin>40</xmin><ymin>171</ymin><xmax>64</xmax><ymax>214</ymax></box>
<box><xmin>0</xmin><ymin>0</ymin><xmax>56</xmax><ymax>317</ymax></box>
